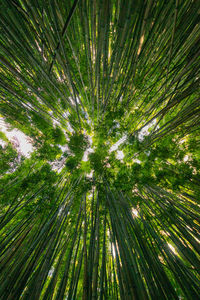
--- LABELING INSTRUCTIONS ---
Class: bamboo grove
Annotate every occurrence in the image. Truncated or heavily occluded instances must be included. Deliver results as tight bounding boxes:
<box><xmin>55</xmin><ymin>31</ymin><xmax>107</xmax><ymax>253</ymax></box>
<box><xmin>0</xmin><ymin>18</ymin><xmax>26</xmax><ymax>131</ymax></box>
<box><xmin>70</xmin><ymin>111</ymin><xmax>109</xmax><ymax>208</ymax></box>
<box><xmin>0</xmin><ymin>0</ymin><xmax>200</xmax><ymax>299</ymax></box>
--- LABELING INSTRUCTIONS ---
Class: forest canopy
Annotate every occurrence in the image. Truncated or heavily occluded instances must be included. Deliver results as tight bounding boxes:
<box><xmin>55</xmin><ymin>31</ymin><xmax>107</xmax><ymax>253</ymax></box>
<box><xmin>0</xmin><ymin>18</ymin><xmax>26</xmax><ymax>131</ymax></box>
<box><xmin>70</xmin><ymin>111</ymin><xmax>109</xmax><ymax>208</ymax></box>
<box><xmin>0</xmin><ymin>0</ymin><xmax>200</xmax><ymax>299</ymax></box>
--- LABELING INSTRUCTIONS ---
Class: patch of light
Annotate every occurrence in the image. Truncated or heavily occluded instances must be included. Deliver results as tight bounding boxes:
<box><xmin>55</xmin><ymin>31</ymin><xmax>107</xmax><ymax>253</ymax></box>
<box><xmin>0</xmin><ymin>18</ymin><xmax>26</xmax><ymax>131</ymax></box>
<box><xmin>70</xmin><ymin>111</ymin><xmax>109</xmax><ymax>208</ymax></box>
<box><xmin>193</xmin><ymin>236</ymin><xmax>200</xmax><ymax>244</ymax></box>
<box><xmin>88</xmin><ymin>134</ymin><xmax>93</xmax><ymax>145</ymax></box>
<box><xmin>88</xmin><ymin>192</ymin><xmax>93</xmax><ymax>199</ymax></box>
<box><xmin>168</xmin><ymin>243</ymin><xmax>177</xmax><ymax>255</ymax></box>
<box><xmin>133</xmin><ymin>158</ymin><xmax>141</xmax><ymax>164</ymax></box>
<box><xmin>116</xmin><ymin>150</ymin><xmax>124</xmax><ymax>160</ymax></box>
<box><xmin>111</xmin><ymin>243</ymin><xmax>116</xmax><ymax>258</ymax></box>
<box><xmin>138</xmin><ymin>119</ymin><xmax>157</xmax><ymax>141</ymax></box>
<box><xmin>0</xmin><ymin>119</ymin><xmax>34</xmax><ymax>157</ymax></box>
<box><xmin>76</xmin><ymin>97</ymin><xmax>80</xmax><ymax>104</ymax></box>
<box><xmin>179</xmin><ymin>138</ymin><xmax>186</xmax><ymax>144</ymax></box>
<box><xmin>83</xmin><ymin>129</ymin><xmax>93</xmax><ymax>146</ymax></box>
<box><xmin>132</xmin><ymin>208</ymin><xmax>139</xmax><ymax>218</ymax></box>
<box><xmin>48</xmin><ymin>266</ymin><xmax>55</xmax><ymax>277</ymax></box>
<box><xmin>52</xmin><ymin>119</ymin><xmax>60</xmax><ymax>127</ymax></box>
<box><xmin>58</xmin><ymin>205</ymin><xmax>65</xmax><ymax>216</ymax></box>
<box><xmin>51</xmin><ymin>159</ymin><xmax>66</xmax><ymax>173</ymax></box>
<box><xmin>82</xmin><ymin>151</ymin><xmax>88</xmax><ymax>162</ymax></box>
<box><xmin>82</xmin><ymin>147</ymin><xmax>94</xmax><ymax>162</ymax></box>
<box><xmin>67</xmin><ymin>122</ymin><xmax>74</xmax><ymax>133</ymax></box>
<box><xmin>109</xmin><ymin>134</ymin><xmax>127</xmax><ymax>152</ymax></box>
<box><xmin>145</xmin><ymin>150</ymin><xmax>150</xmax><ymax>156</ymax></box>
<box><xmin>59</xmin><ymin>145</ymin><xmax>68</xmax><ymax>153</ymax></box>
<box><xmin>68</xmin><ymin>97</ymin><xmax>74</xmax><ymax>106</ymax></box>
<box><xmin>0</xmin><ymin>139</ymin><xmax>6</xmax><ymax>148</ymax></box>
<box><xmin>183</xmin><ymin>155</ymin><xmax>189</xmax><ymax>162</ymax></box>
<box><xmin>160</xmin><ymin>230</ymin><xmax>170</xmax><ymax>237</ymax></box>
<box><xmin>158</xmin><ymin>255</ymin><xmax>165</xmax><ymax>264</ymax></box>
<box><xmin>64</xmin><ymin>111</ymin><xmax>70</xmax><ymax>117</ymax></box>
<box><xmin>108</xmin><ymin>121</ymin><xmax>120</xmax><ymax>134</ymax></box>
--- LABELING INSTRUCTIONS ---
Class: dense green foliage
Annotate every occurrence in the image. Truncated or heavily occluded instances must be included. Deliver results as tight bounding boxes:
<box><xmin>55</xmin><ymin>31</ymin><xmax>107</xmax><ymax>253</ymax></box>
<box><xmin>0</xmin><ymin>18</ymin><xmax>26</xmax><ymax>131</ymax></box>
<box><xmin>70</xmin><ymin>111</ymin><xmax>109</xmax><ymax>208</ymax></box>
<box><xmin>0</xmin><ymin>0</ymin><xmax>200</xmax><ymax>299</ymax></box>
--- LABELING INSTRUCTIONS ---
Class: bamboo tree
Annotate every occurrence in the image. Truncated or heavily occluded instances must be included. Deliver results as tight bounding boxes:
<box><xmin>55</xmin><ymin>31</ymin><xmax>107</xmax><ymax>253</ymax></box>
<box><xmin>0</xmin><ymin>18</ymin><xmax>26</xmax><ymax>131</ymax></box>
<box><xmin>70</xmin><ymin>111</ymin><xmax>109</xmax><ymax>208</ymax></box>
<box><xmin>0</xmin><ymin>0</ymin><xmax>200</xmax><ymax>298</ymax></box>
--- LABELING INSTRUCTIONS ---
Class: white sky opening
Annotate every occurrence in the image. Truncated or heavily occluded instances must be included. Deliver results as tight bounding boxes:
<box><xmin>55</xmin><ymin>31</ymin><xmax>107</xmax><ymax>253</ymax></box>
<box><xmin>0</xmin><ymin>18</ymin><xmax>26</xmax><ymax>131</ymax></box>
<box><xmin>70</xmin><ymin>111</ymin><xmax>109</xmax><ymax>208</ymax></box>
<box><xmin>86</xmin><ymin>170</ymin><xmax>94</xmax><ymax>178</ymax></box>
<box><xmin>0</xmin><ymin>139</ymin><xmax>6</xmax><ymax>148</ymax></box>
<box><xmin>0</xmin><ymin>119</ymin><xmax>34</xmax><ymax>157</ymax></box>
<box><xmin>67</xmin><ymin>122</ymin><xmax>74</xmax><ymax>133</ymax></box>
<box><xmin>59</xmin><ymin>144</ymin><xmax>69</xmax><ymax>153</ymax></box>
<box><xmin>133</xmin><ymin>158</ymin><xmax>141</xmax><ymax>164</ymax></box>
<box><xmin>109</xmin><ymin>134</ymin><xmax>127</xmax><ymax>152</ymax></box>
<box><xmin>116</xmin><ymin>150</ymin><xmax>124</xmax><ymax>161</ymax></box>
<box><xmin>132</xmin><ymin>208</ymin><xmax>139</xmax><ymax>218</ymax></box>
<box><xmin>138</xmin><ymin>119</ymin><xmax>157</xmax><ymax>141</ymax></box>
<box><xmin>82</xmin><ymin>147</ymin><xmax>94</xmax><ymax>162</ymax></box>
